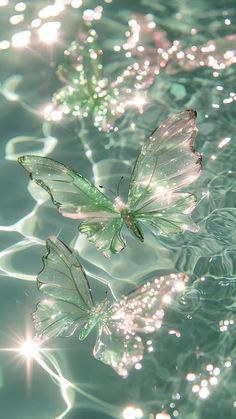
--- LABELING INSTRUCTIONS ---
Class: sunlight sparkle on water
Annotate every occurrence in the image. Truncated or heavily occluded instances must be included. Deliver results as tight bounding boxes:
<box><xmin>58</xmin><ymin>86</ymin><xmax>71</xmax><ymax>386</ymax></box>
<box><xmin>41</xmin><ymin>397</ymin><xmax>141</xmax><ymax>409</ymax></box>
<box><xmin>11</xmin><ymin>30</ymin><xmax>31</xmax><ymax>48</ymax></box>
<box><xmin>10</xmin><ymin>15</ymin><xmax>24</xmax><ymax>25</ymax></box>
<box><xmin>0</xmin><ymin>40</ymin><xmax>10</xmax><ymax>50</ymax></box>
<box><xmin>15</xmin><ymin>2</ymin><xmax>26</xmax><ymax>12</ymax></box>
<box><xmin>0</xmin><ymin>0</ymin><xmax>8</xmax><ymax>6</ymax></box>
<box><xmin>123</xmin><ymin>406</ymin><xmax>143</xmax><ymax>419</ymax></box>
<box><xmin>155</xmin><ymin>414</ymin><xmax>171</xmax><ymax>419</ymax></box>
<box><xmin>19</xmin><ymin>338</ymin><xmax>41</xmax><ymax>360</ymax></box>
<box><xmin>38</xmin><ymin>22</ymin><xmax>61</xmax><ymax>43</ymax></box>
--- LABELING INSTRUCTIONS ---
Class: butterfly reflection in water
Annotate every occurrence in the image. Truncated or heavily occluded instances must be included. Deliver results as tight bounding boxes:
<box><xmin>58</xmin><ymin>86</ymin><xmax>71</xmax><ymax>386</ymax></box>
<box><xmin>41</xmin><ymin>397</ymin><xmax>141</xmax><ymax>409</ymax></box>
<box><xmin>18</xmin><ymin>110</ymin><xmax>201</xmax><ymax>256</ymax></box>
<box><xmin>34</xmin><ymin>236</ymin><xmax>189</xmax><ymax>377</ymax></box>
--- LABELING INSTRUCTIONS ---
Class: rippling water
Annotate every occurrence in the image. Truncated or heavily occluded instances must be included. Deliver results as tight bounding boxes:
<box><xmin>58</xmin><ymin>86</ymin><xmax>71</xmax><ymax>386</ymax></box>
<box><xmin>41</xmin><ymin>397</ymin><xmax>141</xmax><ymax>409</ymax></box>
<box><xmin>1</xmin><ymin>0</ymin><xmax>236</xmax><ymax>418</ymax></box>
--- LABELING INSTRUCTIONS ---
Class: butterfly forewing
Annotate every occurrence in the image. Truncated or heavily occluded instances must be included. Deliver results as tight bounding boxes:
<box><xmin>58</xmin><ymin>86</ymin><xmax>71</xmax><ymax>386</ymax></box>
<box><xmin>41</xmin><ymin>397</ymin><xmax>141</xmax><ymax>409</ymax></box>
<box><xmin>33</xmin><ymin>236</ymin><xmax>94</xmax><ymax>339</ymax></box>
<box><xmin>128</xmin><ymin>110</ymin><xmax>201</xmax><ymax>211</ymax></box>
<box><xmin>18</xmin><ymin>156</ymin><xmax>118</xmax><ymax>218</ymax></box>
<box><xmin>126</xmin><ymin>110</ymin><xmax>201</xmax><ymax>235</ymax></box>
<box><xmin>18</xmin><ymin>156</ymin><xmax>126</xmax><ymax>254</ymax></box>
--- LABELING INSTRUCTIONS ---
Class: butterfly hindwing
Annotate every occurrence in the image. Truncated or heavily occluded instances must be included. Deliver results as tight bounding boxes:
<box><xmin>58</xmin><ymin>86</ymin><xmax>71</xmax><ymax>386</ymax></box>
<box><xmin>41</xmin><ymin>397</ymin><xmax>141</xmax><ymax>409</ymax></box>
<box><xmin>79</xmin><ymin>217</ymin><xmax>125</xmax><ymax>254</ymax></box>
<box><xmin>93</xmin><ymin>273</ymin><xmax>189</xmax><ymax>376</ymax></box>
<box><xmin>94</xmin><ymin>326</ymin><xmax>144</xmax><ymax>378</ymax></box>
<box><xmin>33</xmin><ymin>236</ymin><xmax>94</xmax><ymax>339</ymax></box>
<box><xmin>127</xmin><ymin>110</ymin><xmax>201</xmax><ymax>235</ymax></box>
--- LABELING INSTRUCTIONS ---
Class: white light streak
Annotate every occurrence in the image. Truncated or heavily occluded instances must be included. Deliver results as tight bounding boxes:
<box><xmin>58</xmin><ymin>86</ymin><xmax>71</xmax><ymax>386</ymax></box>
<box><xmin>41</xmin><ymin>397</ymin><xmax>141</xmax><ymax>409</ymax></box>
<box><xmin>218</xmin><ymin>137</ymin><xmax>231</xmax><ymax>148</ymax></box>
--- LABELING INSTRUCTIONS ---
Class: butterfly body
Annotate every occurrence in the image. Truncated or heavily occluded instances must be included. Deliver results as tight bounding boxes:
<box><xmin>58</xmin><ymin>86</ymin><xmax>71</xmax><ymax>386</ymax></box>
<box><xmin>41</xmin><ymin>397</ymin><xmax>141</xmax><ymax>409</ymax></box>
<box><xmin>113</xmin><ymin>196</ymin><xmax>144</xmax><ymax>242</ymax></box>
<box><xmin>78</xmin><ymin>300</ymin><xmax>111</xmax><ymax>341</ymax></box>
<box><xmin>19</xmin><ymin>110</ymin><xmax>201</xmax><ymax>255</ymax></box>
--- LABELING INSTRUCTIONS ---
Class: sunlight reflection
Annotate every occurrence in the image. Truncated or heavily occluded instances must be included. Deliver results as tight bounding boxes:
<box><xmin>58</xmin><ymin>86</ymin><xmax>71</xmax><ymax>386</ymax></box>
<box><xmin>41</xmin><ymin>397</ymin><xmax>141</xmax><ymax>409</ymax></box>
<box><xmin>11</xmin><ymin>30</ymin><xmax>31</xmax><ymax>48</ymax></box>
<box><xmin>123</xmin><ymin>405</ymin><xmax>143</xmax><ymax>419</ymax></box>
<box><xmin>38</xmin><ymin>22</ymin><xmax>61</xmax><ymax>44</ymax></box>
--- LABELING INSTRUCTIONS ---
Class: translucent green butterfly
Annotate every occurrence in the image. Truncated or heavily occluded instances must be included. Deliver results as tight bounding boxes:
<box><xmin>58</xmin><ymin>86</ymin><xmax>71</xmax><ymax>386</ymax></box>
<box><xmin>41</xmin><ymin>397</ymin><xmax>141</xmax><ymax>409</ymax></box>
<box><xmin>34</xmin><ymin>236</ymin><xmax>189</xmax><ymax>377</ymax></box>
<box><xmin>18</xmin><ymin>110</ymin><xmax>201</xmax><ymax>256</ymax></box>
<box><xmin>48</xmin><ymin>25</ymin><xmax>152</xmax><ymax>131</ymax></box>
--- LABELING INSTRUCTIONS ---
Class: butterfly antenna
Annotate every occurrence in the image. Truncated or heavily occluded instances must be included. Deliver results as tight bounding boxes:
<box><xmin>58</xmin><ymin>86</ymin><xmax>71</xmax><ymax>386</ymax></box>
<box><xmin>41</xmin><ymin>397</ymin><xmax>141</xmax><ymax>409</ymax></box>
<box><xmin>98</xmin><ymin>185</ymin><xmax>116</xmax><ymax>197</ymax></box>
<box><xmin>105</xmin><ymin>283</ymin><xmax>109</xmax><ymax>296</ymax></box>
<box><xmin>194</xmin><ymin>191</ymin><xmax>209</xmax><ymax>209</ymax></box>
<box><xmin>117</xmin><ymin>176</ymin><xmax>124</xmax><ymax>196</ymax></box>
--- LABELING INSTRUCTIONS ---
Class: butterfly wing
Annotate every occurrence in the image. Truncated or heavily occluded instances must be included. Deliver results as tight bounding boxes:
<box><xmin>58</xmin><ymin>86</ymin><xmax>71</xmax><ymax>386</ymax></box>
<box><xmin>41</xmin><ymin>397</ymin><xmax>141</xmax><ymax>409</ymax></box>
<box><xmin>94</xmin><ymin>273</ymin><xmax>189</xmax><ymax>377</ymax></box>
<box><xmin>52</xmin><ymin>26</ymin><xmax>103</xmax><ymax>117</ymax></box>
<box><xmin>18</xmin><ymin>156</ymin><xmax>125</xmax><ymax>254</ymax></box>
<box><xmin>93</xmin><ymin>326</ymin><xmax>144</xmax><ymax>378</ymax></box>
<box><xmin>127</xmin><ymin>110</ymin><xmax>201</xmax><ymax>236</ymax></box>
<box><xmin>33</xmin><ymin>236</ymin><xmax>94</xmax><ymax>339</ymax></box>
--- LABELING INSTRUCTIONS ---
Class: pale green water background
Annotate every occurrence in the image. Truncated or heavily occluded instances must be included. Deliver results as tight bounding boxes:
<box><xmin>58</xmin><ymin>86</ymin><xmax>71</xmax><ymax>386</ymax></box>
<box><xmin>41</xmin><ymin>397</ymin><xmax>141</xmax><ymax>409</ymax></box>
<box><xmin>0</xmin><ymin>0</ymin><xmax>236</xmax><ymax>418</ymax></box>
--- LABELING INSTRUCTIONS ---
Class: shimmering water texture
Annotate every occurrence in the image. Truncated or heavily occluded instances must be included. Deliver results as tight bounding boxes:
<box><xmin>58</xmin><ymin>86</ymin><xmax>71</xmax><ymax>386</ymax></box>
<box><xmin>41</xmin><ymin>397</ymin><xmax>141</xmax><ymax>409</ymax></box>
<box><xmin>1</xmin><ymin>0</ymin><xmax>236</xmax><ymax>419</ymax></box>
<box><xmin>34</xmin><ymin>236</ymin><xmax>189</xmax><ymax>378</ymax></box>
<box><xmin>46</xmin><ymin>14</ymin><xmax>236</xmax><ymax>131</ymax></box>
<box><xmin>18</xmin><ymin>110</ymin><xmax>201</xmax><ymax>256</ymax></box>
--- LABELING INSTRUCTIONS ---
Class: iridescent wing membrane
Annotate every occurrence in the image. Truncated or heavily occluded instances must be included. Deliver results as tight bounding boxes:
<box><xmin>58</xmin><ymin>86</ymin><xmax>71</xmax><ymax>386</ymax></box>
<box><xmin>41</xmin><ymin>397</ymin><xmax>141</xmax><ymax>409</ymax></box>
<box><xmin>33</xmin><ymin>236</ymin><xmax>94</xmax><ymax>339</ymax></box>
<box><xmin>34</xmin><ymin>237</ymin><xmax>189</xmax><ymax>377</ymax></box>
<box><xmin>18</xmin><ymin>156</ymin><xmax>125</xmax><ymax>253</ymax></box>
<box><xmin>128</xmin><ymin>109</ymin><xmax>201</xmax><ymax>235</ymax></box>
<box><xmin>18</xmin><ymin>110</ymin><xmax>201</xmax><ymax>254</ymax></box>
<box><xmin>94</xmin><ymin>272</ymin><xmax>189</xmax><ymax>377</ymax></box>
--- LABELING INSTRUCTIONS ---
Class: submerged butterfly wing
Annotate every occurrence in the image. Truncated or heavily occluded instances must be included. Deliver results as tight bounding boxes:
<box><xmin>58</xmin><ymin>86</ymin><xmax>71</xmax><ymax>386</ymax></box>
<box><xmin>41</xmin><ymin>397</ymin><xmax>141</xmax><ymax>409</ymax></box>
<box><xmin>33</xmin><ymin>236</ymin><xmax>94</xmax><ymax>339</ymax></box>
<box><xmin>18</xmin><ymin>156</ymin><xmax>125</xmax><ymax>253</ymax></box>
<box><xmin>94</xmin><ymin>273</ymin><xmax>189</xmax><ymax>377</ymax></box>
<box><xmin>127</xmin><ymin>110</ymin><xmax>201</xmax><ymax>235</ymax></box>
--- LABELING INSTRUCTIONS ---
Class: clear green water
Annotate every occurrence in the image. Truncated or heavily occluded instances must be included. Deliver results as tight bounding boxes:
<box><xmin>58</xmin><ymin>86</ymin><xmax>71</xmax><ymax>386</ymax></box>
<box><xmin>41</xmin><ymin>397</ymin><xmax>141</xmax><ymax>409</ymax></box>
<box><xmin>0</xmin><ymin>0</ymin><xmax>236</xmax><ymax>418</ymax></box>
